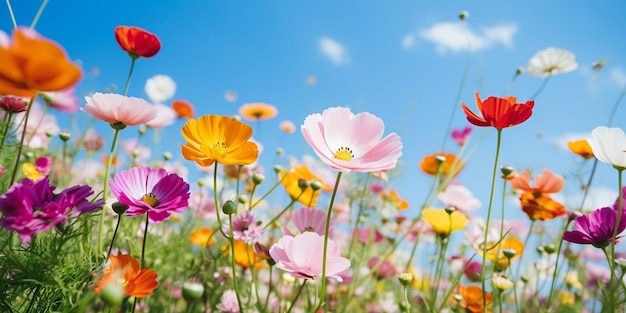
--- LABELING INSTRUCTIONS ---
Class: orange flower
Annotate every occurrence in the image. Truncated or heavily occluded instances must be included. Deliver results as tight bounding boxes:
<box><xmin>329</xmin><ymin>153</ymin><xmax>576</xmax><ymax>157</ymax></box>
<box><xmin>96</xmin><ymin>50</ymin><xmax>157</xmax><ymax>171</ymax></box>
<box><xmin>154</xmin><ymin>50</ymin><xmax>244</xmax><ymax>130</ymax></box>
<box><xmin>222</xmin><ymin>240</ymin><xmax>268</xmax><ymax>270</ymax></box>
<box><xmin>451</xmin><ymin>285</ymin><xmax>493</xmax><ymax>313</ymax></box>
<box><xmin>280</xmin><ymin>165</ymin><xmax>330</xmax><ymax>207</ymax></box>
<box><xmin>519</xmin><ymin>191</ymin><xmax>567</xmax><ymax>221</ymax></box>
<box><xmin>461</xmin><ymin>92</ymin><xmax>534</xmax><ymax>129</ymax></box>
<box><xmin>567</xmin><ymin>140</ymin><xmax>594</xmax><ymax>159</ymax></box>
<box><xmin>0</xmin><ymin>28</ymin><xmax>82</xmax><ymax>97</ymax></box>
<box><xmin>114</xmin><ymin>26</ymin><xmax>161</xmax><ymax>59</ymax></box>
<box><xmin>172</xmin><ymin>99</ymin><xmax>195</xmax><ymax>119</ymax></box>
<box><xmin>95</xmin><ymin>254</ymin><xmax>158</xmax><ymax>298</ymax></box>
<box><xmin>190</xmin><ymin>227</ymin><xmax>215</xmax><ymax>247</ymax></box>
<box><xmin>239</xmin><ymin>102</ymin><xmax>278</xmax><ymax>121</ymax></box>
<box><xmin>509</xmin><ymin>169</ymin><xmax>564</xmax><ymax>194</ymax></box>
<box><xmin>482</xmin><ymin>237</ymin><xmax>525</xmax><ymax>269</ymax></box>
<box><xmin>381</xmin><ymin>189</ymin><xmax>409</xmax><ymax>210</ymax></box>
<box><xmin>419</xmin><ymin>152</ymin><xmax>464</xmax><ymax>178</ymax></box>
<box><xmin>181</xmin><ymin>115</ymin><xmax>259</xmax><ymax>166</ymax></box>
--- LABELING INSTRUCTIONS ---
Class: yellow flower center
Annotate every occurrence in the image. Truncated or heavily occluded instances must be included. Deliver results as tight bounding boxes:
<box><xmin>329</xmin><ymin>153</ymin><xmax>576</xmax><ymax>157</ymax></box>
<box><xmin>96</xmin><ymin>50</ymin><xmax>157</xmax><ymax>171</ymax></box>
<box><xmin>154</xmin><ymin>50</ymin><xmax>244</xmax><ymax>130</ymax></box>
<box><xmin>334</xmin><ymin>146</ymin><xmax>354</xmax><ymax>161</ymax></box>
<box><xmin>142</xmin><ymin>193</ymin><xmax>159</xmax><ymax>207</ymax></box>
<box><xmin>212</xmin><ymin>141</ymin><xmax>228</xmax><ymax>156</ymax></box>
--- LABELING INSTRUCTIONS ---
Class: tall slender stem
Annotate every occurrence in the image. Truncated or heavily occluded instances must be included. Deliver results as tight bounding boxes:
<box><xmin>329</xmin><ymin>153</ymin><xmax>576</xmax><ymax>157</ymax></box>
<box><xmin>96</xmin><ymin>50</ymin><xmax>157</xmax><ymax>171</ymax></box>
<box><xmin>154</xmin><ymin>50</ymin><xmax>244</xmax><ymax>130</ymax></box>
<box><xmin>228</xmin><ymin>215</ymin><xmax>244</xmax><ymax>313</ymax></box>
<box><xmin>545</xmin><ymin>219</ymin><xmax>572</xmax><ymax>310</ymax></box>
<box><xmin>529</xmin><ymin>76</ymin><xmax>551</xmax><ymax>100</ymax></box>
<box><xmin>286</xmin><ymin>280</ymin><xmax>307</xmax><ymax>313</ymax></box>
<box><xmin>317</xmin><ymin>172</ymin><xmax>343</xmax><ymax>311</ymax></box>
<box><xmin>212</xmin><ymin>163</ymin><xmax>229</xmax><ymax>238</ymax></box>
<box><xmin>29</xmin><ymin>0</ymin><xmax>49</xmax><ymax>29</ymax></box>
<box><xmin>98</xmin><ymin>127</ymin><xmax>122</xmax><ymax>254</ymax></box>
<box><xmin>4</xmin><ymin>0</ymin><xmax>17</xmax><ymax>29</ymax></box>
<box><xmin>481</xmin><ymin>128</ymin><xmax>503</xmax><ymax>313</ymax></box>
<box><xmin>140</xmin><ymin>214</ymin><xmax>149</xmax><ymax>268</ymax></box>
<box><xmin>9</xmin><ymin>97</ymin><xmax>34</xmax><ymax>186</ymax></box>
<box><xmin>106</xmin><ymin>214</ymin><xmax>123</xmax><ymax>260</ymax></box>
<box><xmin>123</xmin><ymin>58</ymin><xmax>137</xmax><ymax>96</ymax></box>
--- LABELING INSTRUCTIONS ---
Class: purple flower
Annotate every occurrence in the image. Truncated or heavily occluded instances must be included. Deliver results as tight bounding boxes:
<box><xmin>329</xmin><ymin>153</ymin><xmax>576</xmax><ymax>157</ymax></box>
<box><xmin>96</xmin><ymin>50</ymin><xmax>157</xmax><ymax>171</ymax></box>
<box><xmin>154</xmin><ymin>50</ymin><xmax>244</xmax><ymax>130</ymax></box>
<box><xmin>0</xmin><ymin>178</ymin><xmax>103</xmax><ymax>242</ymax></box>
<box><xmin>563</xmin><ymin>207</ymin><xmax>626</xmax><ymax>248</ymax></box>
<box><xmin>222</xmin><ymin>210</ymin><xmax>263</xmax><ymax>243</ymax></box>
<box><xmin>108</xmin><ymin>167</ymin><xmax>190</xmax><ymax>223</ymax></box>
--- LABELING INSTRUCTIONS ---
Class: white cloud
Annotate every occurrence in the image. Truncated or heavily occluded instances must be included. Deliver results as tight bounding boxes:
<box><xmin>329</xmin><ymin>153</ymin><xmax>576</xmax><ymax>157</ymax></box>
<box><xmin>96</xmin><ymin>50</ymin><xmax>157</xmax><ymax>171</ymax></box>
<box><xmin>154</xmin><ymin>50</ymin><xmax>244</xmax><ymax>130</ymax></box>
<box><xmin>554</xmin><ymin>186</ymin><xmax>617</xmax><ymax>212</ymax></box>
<box><xmin>319</xmin><ymin>37</ymin><xmax>349</xmax><ymax>65</ymax></box>
<box><xmin>412</xmin><ymin>22</ymin><xmax>517</xmax><ymax>54</ymax></box>
<box><xmin>551</xmin><ymin>132</ymin><xmax>590</xmax><ymax>151</ymax></box>
<box><xmin>610</xmin><ymin>67</ymin><xmax>626</xmax><ymax>87</ymax></box>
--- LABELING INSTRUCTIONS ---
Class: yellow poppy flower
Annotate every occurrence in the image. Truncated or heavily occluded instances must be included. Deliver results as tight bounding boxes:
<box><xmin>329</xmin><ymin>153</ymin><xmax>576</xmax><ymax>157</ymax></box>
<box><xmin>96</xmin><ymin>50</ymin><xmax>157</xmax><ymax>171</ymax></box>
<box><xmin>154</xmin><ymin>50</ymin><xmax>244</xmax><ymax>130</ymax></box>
<box><xmin>567</xmin><ymin>139</ymin><xmax>594</xmax><ymax>159</ymax></box>
<box><xmin>280</xmin><ymin>165</ymin><xmax>330</xmax><ymax>207</ymax></box>
<box><xmin>422</xmin><ymin>208</ymin><xmax>468</xmax><ymax>236</ymax></box>
<box><xmin>181</xmin><ymin>115</ymin><xmax>258</xmax><ymax>166</ymax></box>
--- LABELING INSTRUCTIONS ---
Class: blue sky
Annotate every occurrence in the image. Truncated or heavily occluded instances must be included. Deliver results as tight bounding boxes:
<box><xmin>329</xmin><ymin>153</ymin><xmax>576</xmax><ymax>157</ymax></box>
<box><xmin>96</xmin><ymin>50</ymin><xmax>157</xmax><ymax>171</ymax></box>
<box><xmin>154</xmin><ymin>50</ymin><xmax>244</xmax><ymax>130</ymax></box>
<box><xmin>2</xmin><ymin>1</ymin><xmax>626</xmax><ymax>231</ymax></box>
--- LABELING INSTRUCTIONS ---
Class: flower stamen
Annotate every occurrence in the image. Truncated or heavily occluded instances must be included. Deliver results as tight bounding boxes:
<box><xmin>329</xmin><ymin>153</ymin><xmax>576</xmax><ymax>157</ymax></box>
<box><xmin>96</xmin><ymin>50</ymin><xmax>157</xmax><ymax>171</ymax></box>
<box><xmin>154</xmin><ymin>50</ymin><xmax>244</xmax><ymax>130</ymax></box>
<box><xmin>334</xmin><ymin>146</ymin><xmax>354</xmax><ymax>161</ymax></box>
<box><xmin>142</xmin><ymin>193</ymin><xmax>159</xmax><ymax>207</ymax></box>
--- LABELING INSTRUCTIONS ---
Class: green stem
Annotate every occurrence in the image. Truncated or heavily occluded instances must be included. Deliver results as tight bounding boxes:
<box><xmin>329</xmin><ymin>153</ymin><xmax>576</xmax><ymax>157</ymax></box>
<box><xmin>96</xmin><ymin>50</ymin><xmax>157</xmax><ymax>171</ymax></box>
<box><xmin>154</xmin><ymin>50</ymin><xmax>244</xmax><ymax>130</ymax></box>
<box><xmin>608</xmin><ymin>168</ymin><xmax>624</xmax><ymax>307</ymax></box>
<box><xmin>607</xmin><ymin>82</ymin><xmax>626</xmax><ymax>127</ymax></box>
<box><xmin>286</xmin><ymin>280</ymin><xmax>307</xmax><ymax>313</ymax></box>
<box><xmin>106</xmin><ymin>214</ymin><xmax>123</xmax><ymax>260</ymax></box>
<box><xmin>529</xmin><ymin>76</ymin><xmax>551</xmax><ymax>100</ymax></box>
<box><xmin>0</xmin><ymin>112</ymin><xmax>12</xmax><ymax>152</ymax></box>
<box><xmin>140</xmin><ymin>214</ymin><xmax>149</xmax><ymax>268</ymax></box>
<box><xmin>123</xmin><ymin>58</ymin><xmax>137</xmax><ymax>96</ymax></box>
<box><xmin>29</xmin><ymin>0</ymin><xmax>49</xmax><ymax>29</ymax></box>
<box><xmin>263</xmin><ymin>267</ymin><xmax>273</xmax><ymax>312</ymax></box>
<box><xmin>545</xmin><ymin>219</ymin><xmax>572</xmax><ymax>311</ymax></box>
<box><xmin>481</xmin><ymin>128</ymin><xmax>503</xmax><ymax>313</ymax></box>
<box><xmin>98</xmin><ymin>127</ymin><xmax>122</xmax><ymax>254</ymax></box>
<box><xmin>9</xmin><ymin>97</ymin><xmax>34</xmax><ymax>186</ymax></box>
<box><xmin>430</xmin><ymin>235</ymin><xmax>450</xmax><ymax>311</ymax></box>
<box><xmin>4</xmin><ymin>0</ymin><xmax>17</xmax><ymax>29</ymax></box>
<box><xmin>317</xmin><ymin>171</ymin><xmax>343</xmax><ymax>311</ymax></box>
<box><xmin>212</xmin><ymin>163</ymin><xmax>229</xmax><ymax>238</ymax></box>
<box><xmin>262</xmin><ymin>192</ymin><xmax>303</xmax><ymax>230</ymax></box>
<box><xmin>403</xmin><ymin>285</ymin><xmax>411</xmax><ymax>313</ymax></box>
<box><xmin>228</xmin><ymin>215</ymin><xmax>244</xmax><ymax>313</ymax></box>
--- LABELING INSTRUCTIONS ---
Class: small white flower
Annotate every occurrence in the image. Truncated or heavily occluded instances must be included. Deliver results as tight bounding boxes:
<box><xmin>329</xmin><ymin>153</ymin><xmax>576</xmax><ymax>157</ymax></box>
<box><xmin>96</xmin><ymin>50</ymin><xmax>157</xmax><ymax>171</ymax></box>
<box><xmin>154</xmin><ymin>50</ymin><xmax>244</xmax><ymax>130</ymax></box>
<box><xmin>588</xmin><ymin>126</ymin><xmax>626</xmax><ymax>169</ymax></box>
<box><xmin>527</xmin><ymin>47</ymin><xmax>578</xmax><ymax>77</ymax></box>
<box><xmin>144</xmin><ymin>74</ymin><xmax>176</xmax><ymax>103</ymax></box>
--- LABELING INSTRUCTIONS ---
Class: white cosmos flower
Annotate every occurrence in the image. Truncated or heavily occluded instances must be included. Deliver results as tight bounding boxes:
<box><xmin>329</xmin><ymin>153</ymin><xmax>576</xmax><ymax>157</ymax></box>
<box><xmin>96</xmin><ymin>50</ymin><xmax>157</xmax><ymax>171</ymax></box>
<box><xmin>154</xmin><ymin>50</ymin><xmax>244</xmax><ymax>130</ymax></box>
<box><xmin>145</xmin><ymin>74</ymin><xmax>176</xmax><ymax>103</ymax></box>
<box><xmin>527</xmin><ymin>47</ymin><xmax>578</xmax><ymax>77</ymax></box>
<box><xmin>588</xmin><ymin>126</ymin><xmax>626</xmax><ymax>169</ymax></box>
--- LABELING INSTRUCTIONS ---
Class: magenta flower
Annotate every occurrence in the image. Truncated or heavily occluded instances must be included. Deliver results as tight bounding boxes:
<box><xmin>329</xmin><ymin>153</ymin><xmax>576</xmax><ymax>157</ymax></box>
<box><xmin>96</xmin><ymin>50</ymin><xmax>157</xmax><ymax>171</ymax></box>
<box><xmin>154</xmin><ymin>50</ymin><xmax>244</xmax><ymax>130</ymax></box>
<box><xmin>451</xmin><ymin>125</ymin><xmax>472</xmax><ymax>145</ymax></box>
<box><xmin>222</xmin><ymin>210</ymin><xmax>263</xmax><ymax>243</ymax></box>
<box><xmin>108</xmin><ymin>167</ymin><xmax>190</xmax><ymax>223</ymax></box>
<box><xmin>301</xmin><ymin>107</ymin><xmax>402</xmax><ymax>172</ymax></box>
<box><xmin>284</xmin><ymin>207</ymin><xmax>332</xmax><ymax>237</ymax></box>
<box><xmin>0</xmin><ymin>178</ymin><xmax>103</xmax><ymax>242</ymax></box>
<box><xmin>82</xmin><ymin>93</ymin><xmax>157</xmax><ymax>127</ymax></box>
<box><xmin>269</xmin><ymin>232</ymin><xmax>351</xmax><ymax>282</ymax></box>
<box><xmin>563</xmin><ymin>207</ymin><xmax>626</xmax><ymax>248</ymax></box>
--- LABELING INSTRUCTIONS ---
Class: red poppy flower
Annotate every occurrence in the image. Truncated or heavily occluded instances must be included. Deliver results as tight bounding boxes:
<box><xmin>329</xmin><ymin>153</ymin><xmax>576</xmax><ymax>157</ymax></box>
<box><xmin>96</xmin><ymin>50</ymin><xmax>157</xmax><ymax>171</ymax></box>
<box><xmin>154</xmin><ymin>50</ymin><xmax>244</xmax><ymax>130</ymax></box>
<box><xmin>114</xmin><ymin>26</ymin><xmax>161</xmax><ymax>59</ymax></box>
<box><xmin>461</xmin><ymin>92</ymin><xmax>534</xmax><ymax>129</ymax></box>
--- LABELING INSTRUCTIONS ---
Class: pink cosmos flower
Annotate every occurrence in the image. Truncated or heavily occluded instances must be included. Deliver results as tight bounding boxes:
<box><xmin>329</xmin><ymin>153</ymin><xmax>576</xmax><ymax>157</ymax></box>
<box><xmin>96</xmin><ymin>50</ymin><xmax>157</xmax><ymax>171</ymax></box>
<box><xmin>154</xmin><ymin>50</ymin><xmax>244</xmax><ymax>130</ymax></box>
<box><xmin>108</xmin><ymin>167</ymin><xmax>190</xmax><ymax>223</ymax></box>
<box><xmin>0</xmin><ymin>178</ymin><xmax>103</xmax><ymax>242</ymax></box>
<box><xmin>145</xmin><ymin>103</ymin><xmax>176</xmax><ymax>129</ymax></box>
<box><xmin>77</xmin><ymin>128</ymin><xmax>104</xmax><ymax>151</ymax></box>
<box><xmin>82</xmin><ymin>93</ymin><xmax>157</xmax><ymax>127</ymax></box>
<box><xmin>367</xmin><ymin>257</ymin><xmax>397</xmax><ymax>279</ymax></box>
<box><xmin>189</xmin><ymin>189</ymin><xmax>216</xmax><ymax>220</ymax></box>
<box><xmin>34</xmin><ymin>157</ymin><xmax>52</xmax><ymax>177</ymax></box>
<box><xmin>269</xmin><ymin>232</ymin><xmax>351</xmax><ymax>282</ymax></box>
<box><xmin>301</xmin><ymin>107</ymin><xmax>403</xmax><ymax>172</ymax></box>
<box><xmin>15</xmin><ymin>102</ymin><xmax>59</xmax><ymax>148</ymax></box>
<box><xmin>284</xmin><ymin>207</ymin><xmax>332</xmax><ymax>237</ymax></box>
<box><xmin>222</xmin><ymin>211</ymin><xmax>263</xmax><ymax>243</ymax></box>
<box><xmin>437</xmin><ymin>182</ymin><xmax>481</xmax><ymax>212</ymax></box>
<box><xmin>44</xmin><ymin>86</ymin><xmax>79</xmax><ymax>113</ymax></box>
<box><xmin>563</xmin><ymin>207</ymin><xmax>626</xmax><ymax>248</ymax></box>
<box><xmin>216</xmin><ymin>290</ymin><xmax>240</xmax><ymax>313</ymax></box>
<box><xmin>451</xmin><ymin>126</ymin><xmax>472</xmax><ymax>146</ymax></box>
<box><xmin>120</xmin><ymin>138</ymin><xmax>151</xmax><ymax>161</ymax></box>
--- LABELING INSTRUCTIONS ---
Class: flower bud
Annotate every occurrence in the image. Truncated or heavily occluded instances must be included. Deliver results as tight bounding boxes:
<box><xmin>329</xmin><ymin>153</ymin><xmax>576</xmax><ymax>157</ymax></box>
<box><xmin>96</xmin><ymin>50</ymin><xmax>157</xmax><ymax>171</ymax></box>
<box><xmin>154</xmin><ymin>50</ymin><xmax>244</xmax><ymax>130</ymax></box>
<box><xmin>444</xmin><ymin>207</ymin><xmax>456</xmax><ymax>215</ymax></box>
<box><xmin>182</xmin><ymin>281</ymin><xmax>204</xmax><ymax>302</ymax></box>
<box><xmin>543</xmin><ymin>244</ymin><xmax>556</xmax><ymax>254</ymax></box>
<box><xmin>222</xmin><ymin>200</ymin><xmax>237</xmax><ymax>215</ymax></box>
<box><xmin>100</xmin><ymin>282</ymin><xmax>125</xmax><ymax>307</ymax></box>
<box><xmin>501</xmin><ymin>166</ymin><xmax>514</xmax><ymax>179</ymax></box>
<box><xmin>273</xmin><ymin>165</ymin><xmax>284</xmax><ymax>174</ymax></box>
<box><xmin>298</xmin><ymin>179</ymin><xmax>309</xmax><ymax>190</ymax></box>
<box><xmin>310</xmin><ymin>180</ymin><xmax>323</xmax><ymax>191</ymax></box>
<box><xmin>112</xmin><ymin>202</ymin><xmax>129</xmax><ymax>215</ymax></box>
<box><xmin>110</xmin><ymin>122</ymin><xmax>127</xmax><ymax>131</ymax></box>
<box><xmin>138</xmin><ymin>125</ymin><xmax>147</xmax><ymax>134</ymax></box>
<box><xmin>458</xmin><ymin>10</ymin><xmax>469</xmax><ymax>20</ymax></box>
<box><xmin>502</xmin><ymin>248</ymin><xmax>517</xmax><ymax>259</ymax></box>
<box><xmin>276</xmin><ymin>148</ymin><xmax>284</xmax><ymax>156</ymax></box>
<box><xmin>516</xmin><ymin>67</ymin><xmax>524</xmax><ymax>76</ymax></box>
<box><xmin>491</xmin><ymin>274</ymin><xmax>513</xmax><ymax>291</ymax></box>
<box><xmin>435</xmin><ymin>155</ymin><xmax>446</xmax><ymax>165</ymax></box>
<box><xmin>237</xmin><ymin>194</ymin><xmax>248</xmax><ymax>204</ymax></box>
<box><xmin>45</xmin><ymin>130</ymin><xmax>55</xmax><ymax>138</ymax></box>
<box><xmin>197</xmin><ymin>179</ymin><xmax>205</xmax><ymax>187</ymax></box>
<box><xmin>252</xmin><ymin>173</ymin><xmax>265</xmax><ymax>185</ymax></box>
<box><xmin>59</xmin><ymin>132</ymin><xmax>71</xmax><ymax>141</ymax></box>
<box><xmin>398</xmin><ymin>272</ymin><xmax>413</xmax><ymax>286</ymax></box>
<box><xmin>163</xmin><ymin>151</ymin><xmax>172</xmax><ymax>161</ymax></box>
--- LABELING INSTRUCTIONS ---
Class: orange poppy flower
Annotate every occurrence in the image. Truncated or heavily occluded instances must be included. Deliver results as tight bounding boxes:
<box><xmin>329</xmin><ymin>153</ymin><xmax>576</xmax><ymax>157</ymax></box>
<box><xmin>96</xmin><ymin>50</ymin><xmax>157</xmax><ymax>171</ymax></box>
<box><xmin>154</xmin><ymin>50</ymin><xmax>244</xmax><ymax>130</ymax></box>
<box><xmin>181</xmin><ymin>115</ymin><xmax>259</xmax><ymax>166</ymax></box>
<box><xmin>509</xmin><ymin>169</ymin><xmax>564</xmax><ymax>194</ymax></box>
<box><xmin>461</xmin><ymin>92</ymin><xmax>534</xmax><ymax>129</ymax></box>
<box><xmin>419</xmin><ymin>152</ymin><xmax>464</xmax><ymax>178</ymax></box>
<box><xmin>381</xmin><ymin>189</ymin><xmax>409</xmax><ymax>210</ymax></box>
<box><xmin>519</xmin><ymin>191</ymin><xmax>567</xmax><ymax>221</ymax></box>
<box><xmin>95</xmin><ymin>254</ymin><xmax>158</xmax><ymax>298</ymax></box>
<box><xmin>114</xmin><ymin>26</ymin><xmax>161</xmax><ymax>59</ymax></box>
<box><xmin>481</xmin><ymin>237</ymin><xmax>525</xmax><ymax>269</ymax></box>
<box><xmin>567</xmin><ymin>139</ymin><xmax>594</xmax><ymax>159</ymax></box>
<box><xmin>451</xmin><ymin>285</ymin><xmax>493</xmax><ymax>313</ymax></box>
<box><xmin>239</xmin><ymin>102</ymin><xmax>278</xmax><ymax>121</ymax></box>
<box><xmin>222</xmin><ymin>240</ymin><xmax>268</xmax><ymax>270</ymax></box>
<box><xmin>172</xmin><ymin>99</ymin><xmax>195</xmax><ymax>119</ymax></box>
<box><xmin>0</xmin><ymin>28</ymin><xmax>82</xmax><ymax>97</ymax></box>
<box><xmin>190</xmin><ymin>227</ymin><xmax>215</xmax><ymax>247</ymax></box>
<box><xmin>280</xmin><ymin>165</ymin><xmax>330</xmax><ymax>207</ymax></box>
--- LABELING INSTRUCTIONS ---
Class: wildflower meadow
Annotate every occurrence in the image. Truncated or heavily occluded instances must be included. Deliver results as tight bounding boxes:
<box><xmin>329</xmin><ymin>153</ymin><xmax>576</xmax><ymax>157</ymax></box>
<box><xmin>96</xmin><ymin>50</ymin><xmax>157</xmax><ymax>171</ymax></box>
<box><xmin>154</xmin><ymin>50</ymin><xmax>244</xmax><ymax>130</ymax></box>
<box><xmin>1</xmin><ymin>1</ymin><xmax>626</xmax><ymax>313</ymax></box>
